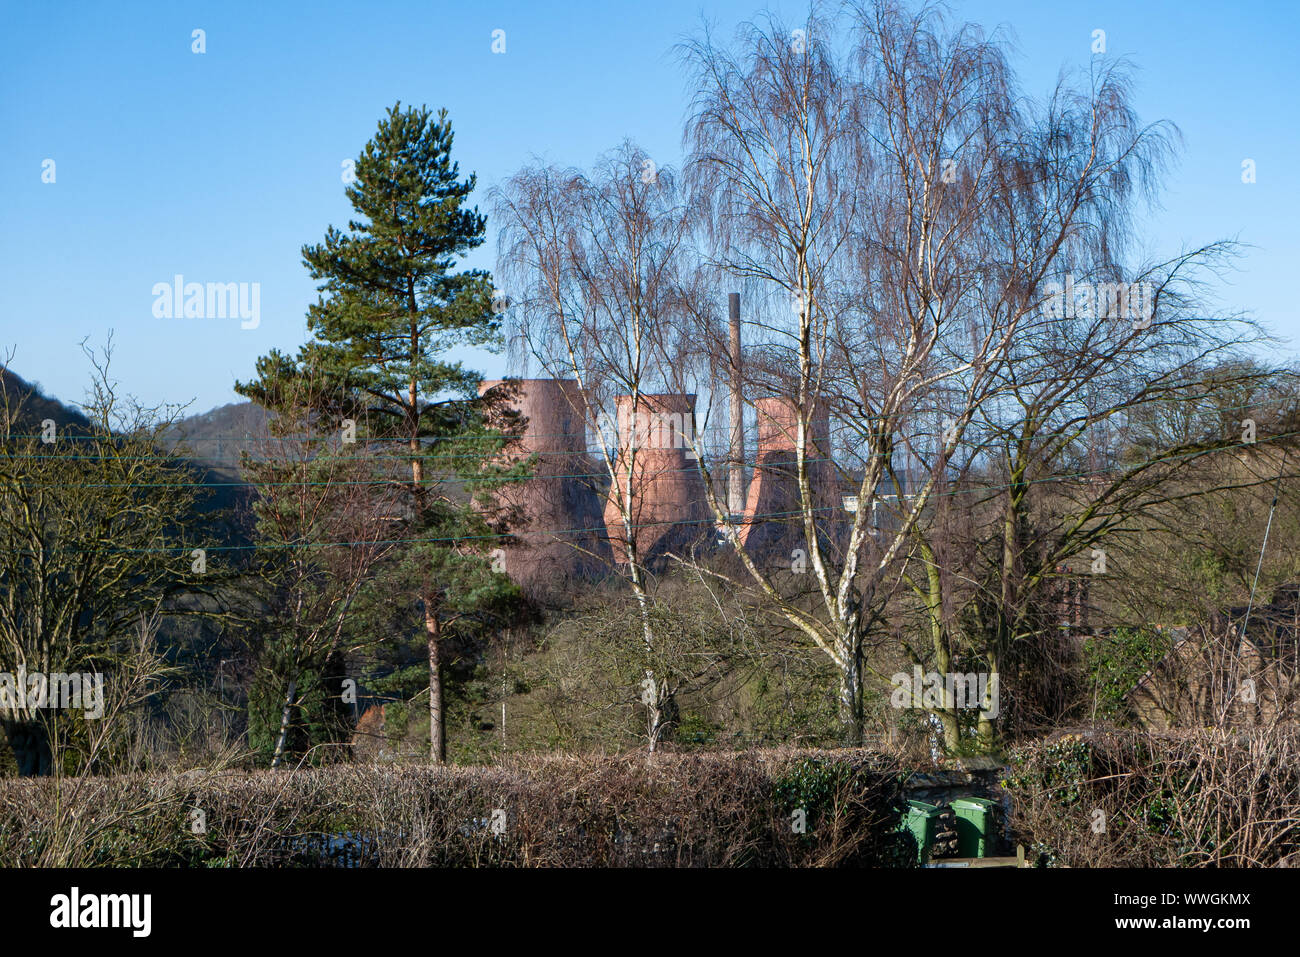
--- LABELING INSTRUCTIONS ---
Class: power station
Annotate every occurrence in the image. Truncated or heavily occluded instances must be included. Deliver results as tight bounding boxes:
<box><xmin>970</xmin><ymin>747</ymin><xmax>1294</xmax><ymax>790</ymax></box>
<box><xmin>485</xmin><ymin>296</ymin><xmax>856</xmax><ymax>587</ymax></box>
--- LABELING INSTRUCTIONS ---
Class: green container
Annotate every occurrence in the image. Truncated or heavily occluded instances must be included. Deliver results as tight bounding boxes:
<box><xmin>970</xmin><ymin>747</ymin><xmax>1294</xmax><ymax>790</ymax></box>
<box><xmin>901</xmin><ymin>800</ymin><xmax>942</xmax><ymax>863</ymax></box>
<box><xmin>950</xmin><ymin>797</ymin><xmax>999</xmax><ymax>858</ymax></box>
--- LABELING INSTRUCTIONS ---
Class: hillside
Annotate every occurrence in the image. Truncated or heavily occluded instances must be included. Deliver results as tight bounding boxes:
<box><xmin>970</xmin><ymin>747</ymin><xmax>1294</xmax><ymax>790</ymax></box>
<box><xmin>0</xmin><ymin>367</ymin><xmax>92</xmax><ymax>433</ymax></box>
<box><xmin>165</xmin><ymin>400</ymin><xmax>270</xmax><ymax>471</ymax></box>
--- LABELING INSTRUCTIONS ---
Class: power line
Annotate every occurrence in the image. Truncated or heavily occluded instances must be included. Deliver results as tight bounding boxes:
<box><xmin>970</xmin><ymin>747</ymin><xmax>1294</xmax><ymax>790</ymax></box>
<box><xmin>2</xmin><ymin>425</ymin><xmax>1294</xmax><ymax>557</ymax></box>
<box><xmin>1</xmin><ymin>392</ymin><xmax>1282</xmax><ymax>446</ymax></box>
<box><xmin>7</xmin><ymin>425</ymin><xmax>1296</xmax><ymax>499</ymax></box>
<box><xmin>19</xmin><ymin>502</ymin><xmax>856</xmax><ymax>555</ymax></box>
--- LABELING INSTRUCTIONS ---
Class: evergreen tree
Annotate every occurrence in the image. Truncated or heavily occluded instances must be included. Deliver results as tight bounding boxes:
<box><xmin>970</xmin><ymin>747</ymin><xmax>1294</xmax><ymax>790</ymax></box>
<box><xmin>238</xmin><ymin>103</ymin><xmax>526</xmax><ymax>763</ymax></box>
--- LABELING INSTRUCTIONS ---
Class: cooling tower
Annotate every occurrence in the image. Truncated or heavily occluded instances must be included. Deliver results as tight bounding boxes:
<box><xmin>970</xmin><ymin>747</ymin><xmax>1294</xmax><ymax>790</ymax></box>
<box><xmin>478</xmin><ymin>379</ymin><xmax>611</xmax><ymax>596</ymax></box>
<box><xmin>739</xmin><ymin>396</ymin><xmax>843</xmax><ymax>561</ymax></box>
<box><xmin>603</xmin><ymin>393</ymin><xmax>711</xmax><ymax>566</ymax></box>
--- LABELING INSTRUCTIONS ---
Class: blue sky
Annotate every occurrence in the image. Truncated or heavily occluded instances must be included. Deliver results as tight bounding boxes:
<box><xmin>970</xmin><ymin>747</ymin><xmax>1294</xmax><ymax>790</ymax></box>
<box><xmin>2</xmin><ymin>0</ymin><xmax>1296</xmax><ymax>415</ymax></box>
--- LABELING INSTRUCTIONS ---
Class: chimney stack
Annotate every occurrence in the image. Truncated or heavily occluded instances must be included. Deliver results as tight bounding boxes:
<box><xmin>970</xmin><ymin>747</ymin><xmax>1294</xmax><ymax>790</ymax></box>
<box><xmin>728</xmin><ymin>292</ymin><xmax>744</xmax><ymax>517</ymax></box>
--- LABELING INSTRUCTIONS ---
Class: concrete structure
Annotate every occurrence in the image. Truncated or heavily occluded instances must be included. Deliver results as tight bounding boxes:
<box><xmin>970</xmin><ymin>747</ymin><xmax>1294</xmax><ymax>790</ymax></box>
<box><xmin>739</xmin><ymin>396</ymin><xmax>843</xmax><ymax>560</ymax></box>
<box><xmin>478</xmin><ymin>379</ymin><xmax>611</xmax><ymax>596</ymax></box>
<box><xmin>604</xmin><ymin>393</ymin><xmax>711</xmax><ymax>566</ymax></box>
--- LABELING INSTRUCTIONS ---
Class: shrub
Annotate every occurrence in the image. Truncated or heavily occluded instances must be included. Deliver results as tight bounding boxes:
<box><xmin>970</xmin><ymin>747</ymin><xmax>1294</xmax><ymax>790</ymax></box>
<box><xmin>0</xmin><ymin>748</ymin><xmax>910</xmax><ymax>868</ymax></box>
<box><xmin>1003</xmin><ymin>728</ymin><xmax>1300</xmax><ymax>867</ymax></box>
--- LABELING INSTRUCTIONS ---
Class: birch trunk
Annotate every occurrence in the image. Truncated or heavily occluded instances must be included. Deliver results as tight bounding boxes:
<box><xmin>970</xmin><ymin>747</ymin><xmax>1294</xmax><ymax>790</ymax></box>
<box><xmin>426</xmin><ymin>601</ymin><xmax>446</xmax><ymax>765</ymax></box>
<box><xmin>270</xmin><ymin>677</ymin><xmax>297</xmax><ymax>769</ymax></box>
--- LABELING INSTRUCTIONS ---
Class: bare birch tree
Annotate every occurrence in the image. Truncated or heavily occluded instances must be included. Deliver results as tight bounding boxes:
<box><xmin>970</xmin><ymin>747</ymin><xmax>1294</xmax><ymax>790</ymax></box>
<box><xmin>678</xmin><ymin>0</ymin><xmax>1209</xmax><ymax>744</ymax></box>
<box><xmin>494</xmin><ymin>144</ymin><xmax>710</xmax><ymax>750</ymax></box>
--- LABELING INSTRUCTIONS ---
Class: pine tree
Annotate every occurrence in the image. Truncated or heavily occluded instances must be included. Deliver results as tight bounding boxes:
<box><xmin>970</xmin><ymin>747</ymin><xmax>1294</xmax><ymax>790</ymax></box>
<box><xmin>238</xmin><ymin>103</ymin><xmax>526</xmax><ymax>764</ymax></box>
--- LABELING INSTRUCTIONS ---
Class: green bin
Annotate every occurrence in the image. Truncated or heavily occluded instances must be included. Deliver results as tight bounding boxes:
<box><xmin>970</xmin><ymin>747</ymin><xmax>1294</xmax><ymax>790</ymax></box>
<box><xmin>950</xmin><ymin>797</ymin><xmax>999</xmax><ymax>858</ymax></box>
<box><xmin>901</xmin><ymin>800</ymin><xmax>942</xmax><ymax>863</ymax></box>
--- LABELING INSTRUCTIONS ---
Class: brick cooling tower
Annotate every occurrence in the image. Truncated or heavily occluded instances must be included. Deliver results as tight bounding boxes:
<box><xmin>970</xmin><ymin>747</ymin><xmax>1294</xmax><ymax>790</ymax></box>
<box><xmin>739</xmin><ymin>396</ymin><xmax>843</xmax><ymax>561</ymax></box>
<box><xmin>478</xmin><ymin>379</ymin><xmax>611</xmax><ymax>596</ymax></box>
<box><xmin>603</xmin><ymin>393</ymin><xmax>711</xmax><ymax>567</ymax></box>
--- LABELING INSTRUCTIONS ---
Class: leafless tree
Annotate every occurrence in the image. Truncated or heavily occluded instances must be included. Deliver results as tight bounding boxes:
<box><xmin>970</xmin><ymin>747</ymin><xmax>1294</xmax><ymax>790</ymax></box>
<box><xmin>494</xmin><ymin>144</ymin><xmax>712</xmax><ymax>751</ymax></box>
<box><xmin>239</xmin><ymin>369</ymin><xmax>401</xmax><ymax>767</ymax></box>
<box><xmin>678</xmin><ymin>2</ymin><xmax>1031</xmax><ymax>741</ymax></box>
<box><xmin>0</xmin><ymin>342</ymin><xmax>204</xmax><ymax>773</ymax></box>
<box><xmin>675</xmin><ymin>0</ymin><xmax>1261</xmax><ymax>748</ymax></box>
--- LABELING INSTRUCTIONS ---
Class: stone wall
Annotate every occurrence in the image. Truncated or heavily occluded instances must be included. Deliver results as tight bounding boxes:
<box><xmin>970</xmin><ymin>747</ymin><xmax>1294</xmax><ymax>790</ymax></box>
<box><xmin>903</xmin><ymin>758</ymin><xmax>1010</xmax><ymax>858</ymax></box>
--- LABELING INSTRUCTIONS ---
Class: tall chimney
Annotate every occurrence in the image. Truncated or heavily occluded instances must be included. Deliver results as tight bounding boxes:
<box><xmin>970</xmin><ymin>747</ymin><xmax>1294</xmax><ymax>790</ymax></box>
<box><xmin>728</xmin><ymin>292</ymin><xmax>745</xmax><ymax>517</ymax></box>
